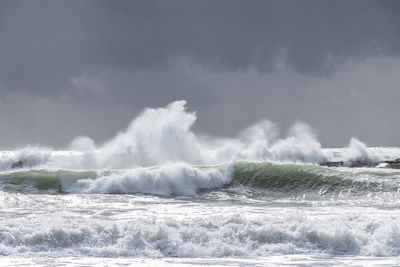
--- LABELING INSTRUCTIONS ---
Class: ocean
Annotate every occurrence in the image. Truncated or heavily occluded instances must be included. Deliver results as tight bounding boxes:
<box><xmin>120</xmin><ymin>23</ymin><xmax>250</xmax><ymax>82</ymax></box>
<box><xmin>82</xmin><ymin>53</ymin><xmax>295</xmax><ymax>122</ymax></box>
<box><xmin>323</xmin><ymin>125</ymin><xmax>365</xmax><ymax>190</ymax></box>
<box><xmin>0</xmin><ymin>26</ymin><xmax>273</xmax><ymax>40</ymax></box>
<box><xmin>1</xmin><ymin>101</ymin><xmax>400</xmax><ymax>266</ymax></box>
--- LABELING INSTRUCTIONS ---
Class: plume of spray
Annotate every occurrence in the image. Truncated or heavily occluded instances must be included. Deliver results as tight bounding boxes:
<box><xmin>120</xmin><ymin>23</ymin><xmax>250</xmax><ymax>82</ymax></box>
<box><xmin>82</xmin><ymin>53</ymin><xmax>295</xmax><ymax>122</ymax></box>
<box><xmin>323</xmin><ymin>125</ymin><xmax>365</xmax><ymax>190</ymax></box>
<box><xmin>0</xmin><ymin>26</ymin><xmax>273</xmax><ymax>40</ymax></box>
<box><xmin>342</xmin><ymin>137</ymin><xmax>381</xmax><ymax>166</ymax></box>
<box><xmin>92</xmin><ymin>101</ymin><xmax>204</xmax><ymax>168</ymax></box>
<box><xmin>270</xmin><ymin>122</ymin><xmax>326</xmax><ymax>163</ymax></box>
<box><xmin>2</xmin><ymin>100</ymin><xmax>382</xmax><ymax>171</ymax></box>
<box><xmin>65</xmin><ymin>100</ymin><xmax>331</xmax><ymax>169</ymax></box>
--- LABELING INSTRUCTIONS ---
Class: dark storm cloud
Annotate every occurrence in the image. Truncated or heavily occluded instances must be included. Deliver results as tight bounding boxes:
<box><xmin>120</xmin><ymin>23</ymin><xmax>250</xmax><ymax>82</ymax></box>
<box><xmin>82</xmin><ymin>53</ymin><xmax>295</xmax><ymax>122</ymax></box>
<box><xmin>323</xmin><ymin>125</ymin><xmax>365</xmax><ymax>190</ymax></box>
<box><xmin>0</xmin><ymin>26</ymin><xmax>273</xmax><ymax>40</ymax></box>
<box><xmin>1</xmin><ymin>0</ymin><xmax>400</xmax><ymax>98</ymax></box>
<box><xmin>1</xmin><ymin>0</ymin><xmax>400</xmax><ymax>148</ymax></box>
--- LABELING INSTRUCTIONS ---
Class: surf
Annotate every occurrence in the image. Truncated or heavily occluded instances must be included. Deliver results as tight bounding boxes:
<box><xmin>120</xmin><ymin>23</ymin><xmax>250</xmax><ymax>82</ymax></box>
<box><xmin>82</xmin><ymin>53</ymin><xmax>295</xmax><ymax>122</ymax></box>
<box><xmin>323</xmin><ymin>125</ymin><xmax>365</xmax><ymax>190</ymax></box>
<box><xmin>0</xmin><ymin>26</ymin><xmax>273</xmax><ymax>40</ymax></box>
<box><xmin>1</xmin><ymin>162</ymin><xmax>399</xmax><ymax>196</ymax></box>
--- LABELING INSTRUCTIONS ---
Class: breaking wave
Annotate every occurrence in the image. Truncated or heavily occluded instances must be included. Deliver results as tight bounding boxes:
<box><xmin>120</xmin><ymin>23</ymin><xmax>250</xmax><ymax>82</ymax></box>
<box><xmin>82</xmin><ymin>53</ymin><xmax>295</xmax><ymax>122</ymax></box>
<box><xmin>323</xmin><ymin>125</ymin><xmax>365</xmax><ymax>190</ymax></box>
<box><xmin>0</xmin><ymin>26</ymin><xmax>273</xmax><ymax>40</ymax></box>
<box><xmin>1</xmin><ymin>101</ymin><xmax>400</xmax><ymax>196</ymax></box>
<box><xmin>1</xmin><ymin>162</ymin><xmax>400</xmax><ymax>196</ymax></box>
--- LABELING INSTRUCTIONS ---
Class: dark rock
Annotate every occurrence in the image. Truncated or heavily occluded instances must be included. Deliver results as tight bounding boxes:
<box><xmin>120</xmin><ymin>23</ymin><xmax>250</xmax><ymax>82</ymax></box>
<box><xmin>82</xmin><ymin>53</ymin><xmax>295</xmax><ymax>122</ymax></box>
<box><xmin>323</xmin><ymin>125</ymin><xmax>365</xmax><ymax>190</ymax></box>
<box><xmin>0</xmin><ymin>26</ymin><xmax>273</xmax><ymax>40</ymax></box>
<box><xmin>320</xmin><ymin>161</ymin><xmax>344</xmax><ymax>167</ymax></box>
<box><xmin>383</xmin><ymin>159</ymin><xmax>400</xmax><ymax>169</ymax></box>
<box><xmin>348</xmin><ymin>160</ymin><xmax>377</xmax><ymax>168</ymax></box>
<box><xmin>320</xmin><ymin>158</ymin><xmax>400</xmax><ymax>169</ymax></box>
<box><xmin>384</xmin><ymin>159</ymin><xmax>400</xmax><ymax>165</ymax></box>
<box><xmin>11</xmin><ymin>161</ymin><xmax>24</xmax><ymax>169</ymax></box>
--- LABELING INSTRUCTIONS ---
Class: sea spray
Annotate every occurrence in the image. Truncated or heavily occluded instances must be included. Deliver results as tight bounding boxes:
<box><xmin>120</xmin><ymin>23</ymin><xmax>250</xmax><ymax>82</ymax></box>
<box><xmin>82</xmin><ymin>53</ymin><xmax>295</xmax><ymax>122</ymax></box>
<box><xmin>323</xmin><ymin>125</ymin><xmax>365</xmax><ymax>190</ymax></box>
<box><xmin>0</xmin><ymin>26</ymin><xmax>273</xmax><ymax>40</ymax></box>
<box><xmin>0</xmin><ymin>101</ymin><xmax>397</xmax><ymax>171</ymax></box>
<box><xmin>64</xmin><ymin>101</ymin><xmax>390</xmax><ymax>169</ymax></box>
<box><xmin>66</xmin><ymin>163</ymin><xmax>233</xmax><ymax>196</ymax></box>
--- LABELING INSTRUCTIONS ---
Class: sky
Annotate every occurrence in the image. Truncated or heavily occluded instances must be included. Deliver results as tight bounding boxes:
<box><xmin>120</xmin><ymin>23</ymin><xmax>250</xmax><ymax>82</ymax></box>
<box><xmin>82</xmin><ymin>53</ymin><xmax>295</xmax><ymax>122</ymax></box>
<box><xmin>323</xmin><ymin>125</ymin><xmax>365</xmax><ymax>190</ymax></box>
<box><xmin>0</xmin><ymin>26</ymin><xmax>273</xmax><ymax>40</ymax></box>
<box><xmin>0</xmin><ymin>0</ymin><xmax>399</xmax><ymax>149</ymax></box>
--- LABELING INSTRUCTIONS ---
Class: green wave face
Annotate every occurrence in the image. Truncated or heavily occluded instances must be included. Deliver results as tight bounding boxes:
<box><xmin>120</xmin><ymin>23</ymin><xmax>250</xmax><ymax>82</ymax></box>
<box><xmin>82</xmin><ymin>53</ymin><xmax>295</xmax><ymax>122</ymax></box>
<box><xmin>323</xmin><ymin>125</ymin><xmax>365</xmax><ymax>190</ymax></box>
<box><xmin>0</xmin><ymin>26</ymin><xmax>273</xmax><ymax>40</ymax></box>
<box><xmin>232</xmin><ymin>162</ymin><xmax>389</xmax><ymax>193</ymax></box>
<box><xmin>0</xmin><ymin>170</ymin><xmax>97</xmax><ymax>192</ymax></box>
<box><xmin>1</xmin><ymin>163</ymin><xmax>399</xmax><ymax>195</ymax></box>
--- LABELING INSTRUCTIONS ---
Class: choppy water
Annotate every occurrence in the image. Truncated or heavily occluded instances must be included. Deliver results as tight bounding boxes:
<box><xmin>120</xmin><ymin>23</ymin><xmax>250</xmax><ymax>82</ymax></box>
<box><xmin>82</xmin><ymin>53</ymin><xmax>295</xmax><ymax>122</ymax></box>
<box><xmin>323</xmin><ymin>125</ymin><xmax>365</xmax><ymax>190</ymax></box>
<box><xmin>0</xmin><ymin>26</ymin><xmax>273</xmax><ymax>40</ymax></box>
<box><xmin>1</xmin><ymin>161</ymin><xmax>400</xmax><ymax>266</ymax></box>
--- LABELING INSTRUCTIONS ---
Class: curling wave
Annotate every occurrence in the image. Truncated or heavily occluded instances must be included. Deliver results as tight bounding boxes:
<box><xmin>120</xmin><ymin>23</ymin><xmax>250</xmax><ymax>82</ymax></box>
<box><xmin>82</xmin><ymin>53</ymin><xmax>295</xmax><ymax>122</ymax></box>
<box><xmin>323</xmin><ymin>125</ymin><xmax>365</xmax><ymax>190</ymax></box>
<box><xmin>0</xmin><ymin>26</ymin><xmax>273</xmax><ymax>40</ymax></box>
<box><xmin>1</xmin><ymin>162</ymin><xmax>400</xmax><ymax>196</ymax></box>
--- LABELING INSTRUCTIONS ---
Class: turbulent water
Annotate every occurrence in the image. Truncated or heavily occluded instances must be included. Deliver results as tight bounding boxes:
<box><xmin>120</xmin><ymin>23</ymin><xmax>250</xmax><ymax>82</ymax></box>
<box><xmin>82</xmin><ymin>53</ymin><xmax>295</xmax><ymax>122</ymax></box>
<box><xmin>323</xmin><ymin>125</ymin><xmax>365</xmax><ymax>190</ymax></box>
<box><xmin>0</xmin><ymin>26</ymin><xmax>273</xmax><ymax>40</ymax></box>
<box><xmin>1</xmin><ymin>101</ymin><xmax>400</xmax><ymax>266</ymax></box>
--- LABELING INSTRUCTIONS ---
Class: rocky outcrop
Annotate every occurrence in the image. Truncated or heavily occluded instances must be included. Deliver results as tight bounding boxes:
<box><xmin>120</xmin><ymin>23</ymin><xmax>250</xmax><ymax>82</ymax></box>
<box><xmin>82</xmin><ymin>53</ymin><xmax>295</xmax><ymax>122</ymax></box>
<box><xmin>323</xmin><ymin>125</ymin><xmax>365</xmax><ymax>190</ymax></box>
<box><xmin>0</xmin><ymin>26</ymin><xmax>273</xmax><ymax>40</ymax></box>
<box><xmin>320</xmin><ymin>158</ymin><xmax>400</xmax><ymax>169</ymax></box>
<box><xmin>383</xmin><ymin>159</ymin><xmax>400</xmax><ymax>169</ymax></box>
<box><xmin>11</xmin><ymin>160</ymin><xmax>24</xmax><ymax>169</ymax></box>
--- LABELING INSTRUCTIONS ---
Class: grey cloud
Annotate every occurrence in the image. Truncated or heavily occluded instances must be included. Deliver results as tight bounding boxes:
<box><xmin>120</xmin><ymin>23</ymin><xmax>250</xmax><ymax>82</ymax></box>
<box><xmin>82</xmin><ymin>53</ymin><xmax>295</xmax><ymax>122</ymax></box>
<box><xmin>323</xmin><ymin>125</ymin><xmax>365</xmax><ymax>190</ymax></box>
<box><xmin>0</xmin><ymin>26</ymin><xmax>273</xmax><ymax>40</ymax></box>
<box><xmin>1</xmin><ymin>0</ymin><xmax>400</xmax><ymax>98</ymax></box>
<box><xmin>195</xmin><ymin>57</ymin><xmax>400</xmax><ymax>147</ymax></box>
<box><xmin>1</xmin><ymin>57</ymin><xmax>399</xmax><ymax>148</ymax></box>
<box><xmin>69</xmin><ymin>67</ymin><xmax>217</xmax><ymax>108</ymax></box>
<box><xmin>0</xmin><ymin>92</ymin><xmax>140</xmax><ymax>149</ymax></box>
<box><xmin>0</xmin><ymin>0</ymin><xmax>400</xmax><ymax>148</ymax></box>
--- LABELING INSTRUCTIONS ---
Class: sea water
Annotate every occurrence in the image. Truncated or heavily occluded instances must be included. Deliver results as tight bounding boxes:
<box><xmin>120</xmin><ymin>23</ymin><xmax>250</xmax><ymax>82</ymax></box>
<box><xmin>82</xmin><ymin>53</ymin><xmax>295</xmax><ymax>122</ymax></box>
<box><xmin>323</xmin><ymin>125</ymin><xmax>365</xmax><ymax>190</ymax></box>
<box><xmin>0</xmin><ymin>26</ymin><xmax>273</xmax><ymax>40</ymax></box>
<box><xmin>1</xmin><ymin>101</ymin><xmax>400</xmax><ymax>266</ymax></box>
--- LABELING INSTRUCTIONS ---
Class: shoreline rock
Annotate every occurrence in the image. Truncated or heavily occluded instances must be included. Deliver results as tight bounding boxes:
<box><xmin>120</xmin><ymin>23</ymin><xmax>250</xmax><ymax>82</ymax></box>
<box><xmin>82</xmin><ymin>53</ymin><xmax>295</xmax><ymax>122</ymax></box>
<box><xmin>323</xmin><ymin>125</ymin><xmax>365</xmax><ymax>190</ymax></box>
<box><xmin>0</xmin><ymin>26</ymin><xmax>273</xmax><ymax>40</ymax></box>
<box><xmin>319</xmin><ymin>158</ymin><xmax>400</xmax><ymax>169</ymax></box>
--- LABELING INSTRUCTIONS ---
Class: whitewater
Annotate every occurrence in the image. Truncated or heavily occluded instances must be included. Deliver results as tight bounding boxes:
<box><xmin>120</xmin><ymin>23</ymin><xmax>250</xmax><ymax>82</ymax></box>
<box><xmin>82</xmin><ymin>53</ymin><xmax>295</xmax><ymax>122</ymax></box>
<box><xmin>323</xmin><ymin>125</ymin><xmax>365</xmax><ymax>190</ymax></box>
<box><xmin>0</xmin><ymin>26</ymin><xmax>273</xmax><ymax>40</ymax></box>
<box><xmin>1</xmin><ymin>100</ymin><xmax>400</xmax><ymax>266</ymax></box>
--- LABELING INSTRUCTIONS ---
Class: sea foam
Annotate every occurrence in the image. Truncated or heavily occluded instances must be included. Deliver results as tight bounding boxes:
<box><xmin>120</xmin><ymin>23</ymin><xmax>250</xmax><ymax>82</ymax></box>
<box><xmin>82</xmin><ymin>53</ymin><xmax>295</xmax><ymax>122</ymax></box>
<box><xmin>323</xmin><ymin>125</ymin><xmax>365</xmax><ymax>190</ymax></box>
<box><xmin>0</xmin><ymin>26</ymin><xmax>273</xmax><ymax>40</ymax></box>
<box><xmin>0</xmin><ymin>210</ymin><xmax>399</xmax><ymax>257</ymax></box>
<box><xmin>66</xmin><ymin>163</ymin><xmax>232</xmax><ymax>196</ymax></box>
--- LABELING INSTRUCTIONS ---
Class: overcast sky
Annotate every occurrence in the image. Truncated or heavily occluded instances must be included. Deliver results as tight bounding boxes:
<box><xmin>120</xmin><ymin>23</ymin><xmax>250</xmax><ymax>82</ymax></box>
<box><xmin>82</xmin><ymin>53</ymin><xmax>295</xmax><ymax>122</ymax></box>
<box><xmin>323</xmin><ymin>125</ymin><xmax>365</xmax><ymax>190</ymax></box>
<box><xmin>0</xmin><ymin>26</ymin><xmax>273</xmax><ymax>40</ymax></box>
<box><xmin>0</xmin><ymin>0</ymin><xmax>399</xmax><ymax>149</ymax></box>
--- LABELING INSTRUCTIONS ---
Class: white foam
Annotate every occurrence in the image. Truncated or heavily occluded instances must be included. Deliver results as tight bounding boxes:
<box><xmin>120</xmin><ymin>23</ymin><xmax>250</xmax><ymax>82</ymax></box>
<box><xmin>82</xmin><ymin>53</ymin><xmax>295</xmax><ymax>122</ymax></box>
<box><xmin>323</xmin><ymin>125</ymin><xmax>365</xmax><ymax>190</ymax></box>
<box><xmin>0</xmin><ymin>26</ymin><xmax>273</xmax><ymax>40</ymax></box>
<box><xmin>0</xmin><ymin>147</ymin><xmax>52</xmax><ymax>170</ymax></box>
<box><xmin>269</xmin><ymin>122</ymin><xmax>326</xmax><ymax>163</ymax></box>
<box><xmin>67</xmin><ymin>101</ymin><xmax>398</xmax><ymax>168</ymax></box>
<box><xmin>1</xmin><ymin>211</ymin><xmax>400</xmax><ymax>257</ymax></box>
<box><xmin>342</xmin><ymin>138</ymin><xmax>381</xmax><ymax>165</ymax></box>
<box><xmin>66</xmin><ymin>101</ymin><xmax>333</xmax><ymax>168</ymax></box>
<box><xmin>66</xmin><ymin>163</ymin><xmax>233</xmax><ymax>196</ymax></box>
